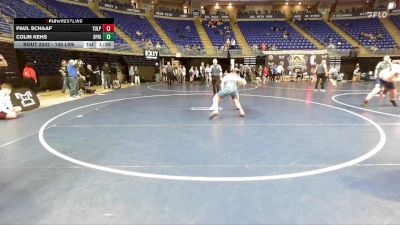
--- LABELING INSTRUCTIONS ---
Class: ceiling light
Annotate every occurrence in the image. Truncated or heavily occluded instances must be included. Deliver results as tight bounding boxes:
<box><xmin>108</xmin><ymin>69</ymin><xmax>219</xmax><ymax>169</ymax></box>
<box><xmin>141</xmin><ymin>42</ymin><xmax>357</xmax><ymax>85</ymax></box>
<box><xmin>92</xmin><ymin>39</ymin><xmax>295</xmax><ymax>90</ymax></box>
<box><xmin>298</xmin><ymin>2</ymin><xmax>302</xmax><ymax>5</ymax></box>
<box><xmin>286</xmin><ymin>2</ymin><xmax>288</xmax><ymax>5</ymax></box>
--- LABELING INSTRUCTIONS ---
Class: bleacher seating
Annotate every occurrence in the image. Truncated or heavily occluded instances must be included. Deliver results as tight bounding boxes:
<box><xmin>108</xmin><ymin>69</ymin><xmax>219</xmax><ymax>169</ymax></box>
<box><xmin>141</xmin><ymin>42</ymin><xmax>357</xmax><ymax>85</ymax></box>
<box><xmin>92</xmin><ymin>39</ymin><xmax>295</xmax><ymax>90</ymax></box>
<box><xmin>0</xmin><ymin>18</ymin><xmax>12</xmax><ymax>36</ymax></box>
<box><xmin>202</xmin><ymin>20</ymin><xmax>239</xmax><ymax>49</ymax></box>
<box><xmin>1</xmin><ymin>0</ymin><xmax>47</xmax><ymax>18</ymax></box>
<box><xmin>42</xmin><ymin>0</ymin><xmax>95</xmax><ymax>18</ymax></box>
<box><xmin>296</xmin><ymin>20</ymin><xmax>352</xmax><ymax>50</ymax></box>
<box><xmin>238</xmin><ymin>20</ymin><xmax>316</xmax><ymax>50</ymax></box>
<box><xmin>390</xmin><ymin>15</ymin><xmax>400</xmax><ymax>29</ymax></box>
<box><xmin>156</xmin><ymin>18</ymin><xmax>203</xmax><ymax>49</ymax></box>
<box><xmin>101</xmin><ymin>10</ymin><xmax>164</xmax><ymax>46</ymax></box>
<box><xmin>334</xmin><ymin>18</ymin><xmax>395</xmax><ymax>49</ymax></box>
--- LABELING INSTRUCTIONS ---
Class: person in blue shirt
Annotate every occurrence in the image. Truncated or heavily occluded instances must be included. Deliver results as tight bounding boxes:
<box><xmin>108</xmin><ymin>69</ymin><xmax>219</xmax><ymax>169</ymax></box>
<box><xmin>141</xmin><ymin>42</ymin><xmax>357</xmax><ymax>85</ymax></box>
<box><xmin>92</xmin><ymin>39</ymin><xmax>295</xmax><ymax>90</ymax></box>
<box><xmin>67</xmin><ymin>59</ymin><xmax>80</xmax><ymax>98</ymax></box>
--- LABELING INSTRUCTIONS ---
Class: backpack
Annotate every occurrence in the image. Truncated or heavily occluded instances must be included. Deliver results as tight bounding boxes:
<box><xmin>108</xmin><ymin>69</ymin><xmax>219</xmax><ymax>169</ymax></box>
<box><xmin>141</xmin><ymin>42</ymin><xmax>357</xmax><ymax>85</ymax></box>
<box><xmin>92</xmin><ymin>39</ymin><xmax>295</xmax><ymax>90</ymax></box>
<box><xmin>112</xmin><ymin>79</ymin><xmax>121</xmax><ymax>89</ymax></box>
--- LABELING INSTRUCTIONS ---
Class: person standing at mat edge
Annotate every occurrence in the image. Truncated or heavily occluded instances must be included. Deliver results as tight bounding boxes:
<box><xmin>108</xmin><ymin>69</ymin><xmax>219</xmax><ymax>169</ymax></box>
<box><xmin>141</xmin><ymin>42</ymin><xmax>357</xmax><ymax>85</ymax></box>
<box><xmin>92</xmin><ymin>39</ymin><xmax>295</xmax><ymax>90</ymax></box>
<box><xmin>0</xmin><ymin>83</ymin><xmax>22</xmax><ymax>120</ymax></box>
<box><xmin>314</xmin><ymin>59</ymin><xmax>328</xmax><ymax>92</ymax></box>
<box><xmin>211</xmin><ymin>59</ymin><xmax>223</xmax><ymax>95</ymax></box>
<box><xmin>102</xmin><ymin>62</ymin><xmax>111</xmax><ymax>89</ymax></box>
<box><xmin>67</xmin><ymin>59</ymin><xmax>80</xmax><ymax>98</ymax></box>
<box><xmin>22</xmin><ymin>62</ymin><xmax>38</xmax><ymax>94</ymax></box>
<box><xmin>209</xmin><ymin>68</ymin><xmax>247</xmax><ymax>119</ymax></box>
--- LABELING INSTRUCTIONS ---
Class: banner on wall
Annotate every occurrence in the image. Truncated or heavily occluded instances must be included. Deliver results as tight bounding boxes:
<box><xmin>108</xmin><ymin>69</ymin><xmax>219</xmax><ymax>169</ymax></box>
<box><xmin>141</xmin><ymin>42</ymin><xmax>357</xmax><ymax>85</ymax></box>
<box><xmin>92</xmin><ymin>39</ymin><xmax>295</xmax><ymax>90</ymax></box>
<box><xmin>262</xmin><ymin>52</ymin><xmax>329</xmax><ymax>74</ymax></box>
<box><xmin>203</xmin><ymin>15</ymin><xmax>229</xmax><ymax>19</ymax></box>
<box><xmin>332</xmin><ymin>11</ymin><xmax>388</xmax><ymax>18</ymax></box>
<box><xmin>192</xmin><ymin>10</ymin><xmax>200</xmax><ymax>16</ymax></box>
<box><xmin>237</xmin><ymin>14</ymin><xmax>285</xmax><ymax>19</ymax></box>
<box><xmin>10</xmin><ymin>88</ymin><xmax>40</xmax><ymax>111</ymax></box>
<box><xmin>293</xmin><ymin>13</ymin><xmax>322</xmax><ymax>19</ymax></box>
<box><xmin>99</xmin><ymin>2</ymin><xmax>145</xmax><ymax>14</ymax></box>
<box><xmin>155</xmin><ymin>11</ymin><xmax>194</xmax><ymax>18</ymax></box>
<box><xmin>68</xmin><ymin>0</ymin><xmax>88</xmax><ymax>3</ymax></box>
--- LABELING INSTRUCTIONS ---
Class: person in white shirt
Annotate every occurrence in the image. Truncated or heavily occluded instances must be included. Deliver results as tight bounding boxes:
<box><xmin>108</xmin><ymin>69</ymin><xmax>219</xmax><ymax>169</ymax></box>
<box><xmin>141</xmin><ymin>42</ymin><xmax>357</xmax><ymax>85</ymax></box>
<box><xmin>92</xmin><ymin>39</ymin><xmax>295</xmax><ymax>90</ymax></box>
<box><xmin>180</xmin><ymin>65</ymin><xmax>186</xmax><ymax>83</ymax></box>
<box><xmin>209</xmin><ymin>67</ymin><xmax>247</xmax><ymax>119</ymax></box>
<box><xmin>328</xmin><ymin>65</ymin><xmax>338</xmax><ymax>87</ymax></box>
<box><xmin>230</xmin><ymin>38</ymin><xmax>236</xmax><ymax>49</ymax></box>
<box><xmin>275</xmin><ymin>62</ymin><xmax>284</xmax><ymax>82</ymax></box>
<box><xmin>205</xmin><ymin>64</ymin><xmax>211</xmax><ymax>86</ymax></box>
<box><xmin>0</xmin><ymin>83</ymin><xmax>22</xmax><ymax>120</ymax></box>
<box><xmin>189</xmin><ymin>66</ymin><xmax>195</xmax><ymax>82</ymax></box>
<box><xmin>129</xmin><ymin>65</ymin><xmax>135</xmax><ymax>86</ymax></box>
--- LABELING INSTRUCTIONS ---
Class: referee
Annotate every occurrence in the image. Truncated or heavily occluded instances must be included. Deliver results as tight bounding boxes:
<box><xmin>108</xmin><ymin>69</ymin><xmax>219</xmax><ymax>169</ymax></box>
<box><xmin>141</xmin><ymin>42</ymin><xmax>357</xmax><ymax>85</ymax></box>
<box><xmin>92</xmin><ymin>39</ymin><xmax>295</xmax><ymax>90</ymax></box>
<box><xmin>210</xmin><ymin>59</ymin><xmax>222</xmax><ymax>95</ymax></box>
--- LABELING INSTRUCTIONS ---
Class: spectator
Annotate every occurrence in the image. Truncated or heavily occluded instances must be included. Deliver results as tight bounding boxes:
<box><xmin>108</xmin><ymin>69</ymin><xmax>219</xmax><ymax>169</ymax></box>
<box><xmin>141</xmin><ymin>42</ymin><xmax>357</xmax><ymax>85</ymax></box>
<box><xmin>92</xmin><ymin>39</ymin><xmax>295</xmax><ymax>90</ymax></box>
<box><xmin>0</xmin><ymin>54</ymin><xmax>7</xmax><ymax>85</ymax></box>
<box><xmin>134</xmin><ymin>66</ymin><xmax>140</xmax><ymax>85</ymax></box>
<box><xmin>0</xmin><ymin>54</ymin><xmax>7</xmax><ymax>67</ymax></box>
<box><xmin>180</xmin><ymin>65</ymin><xmax>186</xmax><ymax>83</ymax></box>
<box><xmin>0</xmin><ymin>83</ymin><xmax>22</xmax><ymax>120</ymax></box>
<box><xmin>205</xmin><ymin>64</ymin><xmax>211</xmax><ymax>86</ymax></box>
<box><xmin>155</xmin><ymin>62</ymin><xmax>161</xmax><ymax>84</ymax></box>
<box><xmin>370</xmin><ymin>44</ymin><xmax>378</xmax><ymax>52</ymax></box>
<box><xmin>230</xmin><ymin>38</ymin><xmax>236</xmax><ymax>49</ymax></box>
<box><xmin>275</xmin><ymin>62</ymin><xmax>284</xmax><ymax>82</ymax></box>
<box><xmin>102</xmin><ymin>62</ymin><xmax>111</xmax><ymax>89</ymax></box>
<box><xmin>185</xmin><ymin>25</ymin><xmax>190</xmax><ymax>32</ymax></box>
<box><xmin>262</xmin><ymin>65</ymin><xmax>269</xmax><ymax>83</ymax></box>
<box><xmin>261</xmin><ymin>42</ymin><xmax>267</xmax><ymax>51</ymax></box>
<box><xmin>353</xmin><ymin>63</ymin><xmax>361</xmax><ymax>81</ymax></box>
<box><xmin>225</xmin><ymin>38</ymin><xmax>230</xmax><ymax>47</ymax></box>
<box><xmin>93</xmin><ymin>66</ymin><xmax>101</xmax><ymax>86</ymax></box>
<box><xmin>77</xmin><ymin>59</ymin><xmax>86</xmax><ymax>91</ymax></box>
<box><xmin>166</xmin><ymin>62</ymin><xmax>174</xmax><ymax>85</ymax></box>
<box><xmin>155</xmin><ymin>42</ymin><xmax>161</xmax><ymax>50</ymax></box>
<box><xmin>189</xmin><ymin>66</ymin><xmax>194</xmax><ymax>82</ymax></box>
<box><xmin>22</xmin><ymin>62</ymin><xmax>38</xmax><ymax>94</ymax></box>
<box><xmin>86</xmin><ymin>64</ymin><xmax>95</xmax><ymax>86</ymax></box>
<box><xmin>194</xmin><ymin>66</ymin><xmax>199</xmax><ymax>80</ymax></box>
<box><xmin>59</xmin><ymin>60</ymin><xmax>69</xmax><ymax>94</ymax></box>
<box><xmin>129</xmin><ymin>65</ymin><xmax>135</xmax><ymax>86</ymax></box>
<box><xmin>136</xmin><ymin>30</ymin><xmax>142</xmax><ymax>37</ymax></box>
<box><xmin>67</xmin><ymin>59</ymin><xmax>79</xmax><ymax>98</ymax></box>
<box><xmin>252</xmin><ymin>44</ymin><xmax>258</xmax><ymax>51</ymax></box>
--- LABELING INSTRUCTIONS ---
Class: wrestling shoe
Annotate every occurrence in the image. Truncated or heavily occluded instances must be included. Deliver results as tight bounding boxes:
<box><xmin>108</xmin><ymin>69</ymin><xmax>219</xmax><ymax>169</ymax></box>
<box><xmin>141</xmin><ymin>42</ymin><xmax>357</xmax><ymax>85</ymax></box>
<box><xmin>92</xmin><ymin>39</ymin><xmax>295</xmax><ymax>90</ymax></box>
<box><xmin>209</xmin><ymin>111</ymin><xmax>219</xmax><ymax>119</ymax></box>
<box><xmin>390</xmin><ymin>100</ymin><xmax>397</xmax><ymax>107</ymax></box>
<box><xmin>361</xmin><ymin>100</ymin><xmax>368</xmax><ymax>107</ymax></box>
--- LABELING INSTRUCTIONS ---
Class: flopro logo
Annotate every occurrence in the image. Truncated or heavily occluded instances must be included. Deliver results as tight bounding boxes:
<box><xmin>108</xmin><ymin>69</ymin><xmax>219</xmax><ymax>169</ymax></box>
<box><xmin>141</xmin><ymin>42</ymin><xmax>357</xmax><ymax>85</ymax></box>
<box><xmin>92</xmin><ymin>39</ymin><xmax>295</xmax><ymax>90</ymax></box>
<box><xmin>367</xmin><ymin>11</ymin><xmax>388</xmax><ymax>19</ymax></box>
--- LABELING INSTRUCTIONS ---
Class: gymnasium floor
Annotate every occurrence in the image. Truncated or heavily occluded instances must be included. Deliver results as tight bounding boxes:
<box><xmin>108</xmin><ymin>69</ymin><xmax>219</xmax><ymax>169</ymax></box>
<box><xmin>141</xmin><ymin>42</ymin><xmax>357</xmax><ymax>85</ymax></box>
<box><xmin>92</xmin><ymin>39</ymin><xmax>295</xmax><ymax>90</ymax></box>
<box><xmin>1</xmin><ymin>81</ymin><xmax>400</xmax><ymax>225</ymax></box>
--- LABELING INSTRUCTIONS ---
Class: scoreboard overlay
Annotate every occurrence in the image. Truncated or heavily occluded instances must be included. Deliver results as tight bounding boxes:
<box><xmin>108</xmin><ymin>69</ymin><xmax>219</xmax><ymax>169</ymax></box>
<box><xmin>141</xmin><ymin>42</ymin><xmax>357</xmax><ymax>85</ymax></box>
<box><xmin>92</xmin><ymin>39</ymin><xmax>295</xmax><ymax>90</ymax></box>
<box><xmin>13</xmin><ymin>18</ymin><xmax>115</xmax><ymax>49</ymax></box>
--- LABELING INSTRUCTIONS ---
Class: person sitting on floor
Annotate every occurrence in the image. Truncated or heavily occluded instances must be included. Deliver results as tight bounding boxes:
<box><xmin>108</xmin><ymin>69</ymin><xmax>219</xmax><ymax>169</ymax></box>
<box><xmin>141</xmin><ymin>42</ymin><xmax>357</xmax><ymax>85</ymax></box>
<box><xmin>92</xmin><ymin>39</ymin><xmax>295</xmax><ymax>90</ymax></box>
<box><xmin>0</xmin><ymin>83</ymin><xmax>22</xmax><ymax>120</ymax></box>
